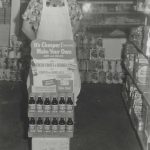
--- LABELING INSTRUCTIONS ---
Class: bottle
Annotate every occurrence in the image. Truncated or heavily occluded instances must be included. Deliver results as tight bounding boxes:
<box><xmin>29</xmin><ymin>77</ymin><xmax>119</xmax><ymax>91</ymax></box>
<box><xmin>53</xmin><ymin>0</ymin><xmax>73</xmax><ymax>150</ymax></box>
<box><xmin>44</xmin><ymin>97</ymin><xmax>51</xmax><ymax>112</ymax></box>
<box><xmin>29</xmin><ymin>117</ymin><xmax>36</xmax><ymax>133</ymax></box>
<box><xmin>36</xmin><ymin>96</ymin><xmax>43</xmax><ymax>112</ymax></box>
<box><xmin>51</xmin><ymin>97</ymin><xmax>58</xmax><ymax>112</ymax></box>
<box><xmin>28</xmin><ymin>96</ymin><xmax>36</xmax><ymax>112</ymax></box>
<box><xmin>66</xmin><ymin>96</ymin><xmax>73</xmax><ymax>112</ymax></box>
<box><xmin>37</xmin><ymin>117</ymin><xmax>43</xmax><ymax>133</ymax></box>
<box><xmin>59</xmin><ymin>118</ymin><xmax>66</xmax><ymax>133</ymax></box>
<box><xmin>52</xmin><ymin>118</ymin><xmax>58</xmax><ymax>132</ymax></box>
<box><xmin>66</xmin><ymin>118</ymin><xmax>74</xmax><ymax>132</ymax></box>
<box><xmin>59</xmin><ymin>96</ymin><xmax>66</xmax><ymax>113</ymax></box>
<box><xmin>44</xmin><ymin>118</ymin><xmax>51</xmax><ymax>133</ymax></box>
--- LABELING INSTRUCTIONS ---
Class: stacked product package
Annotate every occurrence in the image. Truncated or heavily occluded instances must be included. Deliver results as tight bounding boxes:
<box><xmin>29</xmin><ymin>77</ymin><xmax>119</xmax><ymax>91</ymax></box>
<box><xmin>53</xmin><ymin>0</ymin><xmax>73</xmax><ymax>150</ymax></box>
<box><xmin>76</xmin><ymin>32</ymin><xmax>123</xmax><ymax>84</ymax></box>
<box><xmin>0</xmin><ymin>36</ymin><xmax>22</xmax><ymax>81</ymax></box>
<box><xmin>0</xmin><ymin>0</ymin><xmax>11</xmax><ymax>24</ymax></box>
<box><xmin>28</xmin><ymin>40</ymin><xmax>75</xmax><ymax>138</ymax></box>
<box><xmin>123</xmin><ymin>75</ymin><xmax>146</xmax><ymax>132</ymax></box>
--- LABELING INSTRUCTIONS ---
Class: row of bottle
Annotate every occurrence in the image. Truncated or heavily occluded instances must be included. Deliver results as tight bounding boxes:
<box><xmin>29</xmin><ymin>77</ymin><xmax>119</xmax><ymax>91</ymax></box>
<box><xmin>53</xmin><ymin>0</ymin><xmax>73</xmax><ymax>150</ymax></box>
<box><xmin>29</xmin><ymin>117</ymin><xmax>74</xmax><ymax>133</ymax></box>
<box><xmin>28</xmin><ymin>95</ymin><xmax>74</xmax><ymax>113</ymax></box>
<box><xmin>80</xmin><ymin>70</ymin><xmax>123</xmax><ymax>84</ymax></box>
<box><xmin>0</xmin><ymin>69</ymin><xmax>22</xmax><ymax>81</ymax></box>
<box><xmin>78</xmin><ymin>59</ymin><xmax>122</xmax><ymax>72</ymax></box>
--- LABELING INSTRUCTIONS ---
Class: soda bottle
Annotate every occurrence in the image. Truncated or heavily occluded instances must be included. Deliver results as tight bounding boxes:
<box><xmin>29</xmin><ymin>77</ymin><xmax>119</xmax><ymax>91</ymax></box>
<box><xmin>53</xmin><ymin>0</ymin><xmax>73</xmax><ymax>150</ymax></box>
<box><xmin>51</xmin><ymin>97</ymin><xmax>58</xmax><ymax>113</ymax></box>
<box><xmin>59</xmin><ymin>96</ymin><xmax>66</xmax><ymax>113</ymax></box>
<box><xmin>28</xmin><ymin>96</ymin><xmax>36</xmax><ymax>112</ymax></box>
<box><xmin>44</xmin><ymin>118</ymin><xmax>51</xmax><ymax>133</ymax></box>
<box><xmin>66</xmin><ymin>118</ymin><xmax>74</xmax><ymax>132</ymax></box>
<box><xmin>59</xmin><ymin>118</ymin><xmax>66</xmax><ymax>133</ymax></box>
<box><xmin>36</xmin><ymin>96</ymin><xmax>43</xmax><ymax>112</ymax></box>
<box><xmin>37</xmin><ymin>117</ymin><xmax>43</xmax><ymax>133</ymax></box>
<box><xmin>66</xmin><ymin>96</ymin><xmax>73</xmax><ymax>112</ymax></box>
<box><xmin>29</xmin><ymin>117</ymin><xmax>36</xmax><ymax>133</ymax></box>
<box><xmin>52</xmin><ymin>118</ymin><xmax>58</xmax><ymax>132</ymax></box>
<box><xmin>44</xmin><ymin>97</ymin><xmax>51</xmax><ymax>112</ymax></box>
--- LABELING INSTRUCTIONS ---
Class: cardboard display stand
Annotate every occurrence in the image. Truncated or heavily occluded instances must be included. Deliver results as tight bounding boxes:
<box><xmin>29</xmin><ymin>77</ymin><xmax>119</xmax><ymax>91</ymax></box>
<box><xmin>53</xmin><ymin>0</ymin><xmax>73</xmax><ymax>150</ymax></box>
<box><xmin>28</xmin><ymin>39</ymin><xmax>76</xmax><ymax>150</ymax></box>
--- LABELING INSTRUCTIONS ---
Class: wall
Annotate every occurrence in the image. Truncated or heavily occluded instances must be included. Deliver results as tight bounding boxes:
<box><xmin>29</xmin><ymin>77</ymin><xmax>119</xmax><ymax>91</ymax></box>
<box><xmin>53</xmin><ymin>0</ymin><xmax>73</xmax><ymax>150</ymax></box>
<box><xmin>103</xmin><ymin>38</ymin><xmax>126</xmax><ymax>60</ymax></box>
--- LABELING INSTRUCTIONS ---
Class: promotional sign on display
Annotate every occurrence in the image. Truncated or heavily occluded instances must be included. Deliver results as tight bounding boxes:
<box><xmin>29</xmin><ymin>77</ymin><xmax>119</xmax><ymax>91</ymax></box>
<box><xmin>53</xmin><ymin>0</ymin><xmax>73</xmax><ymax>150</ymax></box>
<box><xmin>30</xmin><ymin>39</ymin><xmax>76</xmax><ymax>93</ymax></box>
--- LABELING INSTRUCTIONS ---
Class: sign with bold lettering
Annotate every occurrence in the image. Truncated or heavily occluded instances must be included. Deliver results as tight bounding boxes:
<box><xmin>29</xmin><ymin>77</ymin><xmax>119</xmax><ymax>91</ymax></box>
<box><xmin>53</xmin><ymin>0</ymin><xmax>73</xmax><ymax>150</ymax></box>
<box><xmin>30</xmin><ymin>40</ymin><xmax>76</xmax><ymax>93</ymax></box>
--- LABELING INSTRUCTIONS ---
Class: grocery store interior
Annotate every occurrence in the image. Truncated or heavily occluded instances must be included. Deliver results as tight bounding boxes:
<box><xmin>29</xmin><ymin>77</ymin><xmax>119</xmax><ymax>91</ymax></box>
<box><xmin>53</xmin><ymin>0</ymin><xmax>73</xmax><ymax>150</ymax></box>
<box><xmin>0</xmin><ymin>0</ymin><xmax>150</xmax><ymax>150</ymax></box>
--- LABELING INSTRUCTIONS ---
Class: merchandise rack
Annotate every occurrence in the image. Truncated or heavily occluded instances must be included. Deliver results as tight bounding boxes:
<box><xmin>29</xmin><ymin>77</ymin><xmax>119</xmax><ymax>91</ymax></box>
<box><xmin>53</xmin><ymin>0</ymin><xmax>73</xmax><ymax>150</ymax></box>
<box><xmin>122</xmin><ymin>28</ymin><xmax>150</xmax><ymax>149</ymax></box>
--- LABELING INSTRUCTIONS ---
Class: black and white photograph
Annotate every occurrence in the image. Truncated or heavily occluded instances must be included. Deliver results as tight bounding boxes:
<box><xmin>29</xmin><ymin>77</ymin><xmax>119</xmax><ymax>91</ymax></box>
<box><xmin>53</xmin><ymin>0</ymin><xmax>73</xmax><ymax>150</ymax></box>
<box><xmin>0</xmin><ymin>0</ymin><xmax>150</xmax><ymax>150</ymax></box>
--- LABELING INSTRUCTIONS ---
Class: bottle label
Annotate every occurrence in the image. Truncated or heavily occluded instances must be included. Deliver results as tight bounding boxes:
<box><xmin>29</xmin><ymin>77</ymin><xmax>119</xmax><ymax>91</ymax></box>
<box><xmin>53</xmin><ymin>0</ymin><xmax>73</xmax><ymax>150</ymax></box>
<box><xmin>59</xmin><ymin>105</ymin><xmax>66</xmax><ymax>112</ymax></box>
<box><xmin>44</xmin><ymin>125</ymin><xmax>51</xmax><ymax>132</ymax></box>
<box><xmin>29</xmin><ymin>104</ymin><xmax>36</xmax><ymax>112</ymax></box>
<box><xmin>37</xmin><ymin>125</ymin><xmax>43</xmax><ymax>132</ymax></box>
<box><xmin>59</xmin><ymin>125</ymin><xmax>65</xmax><ymax>132</ymax></box>
<box><xmin>29</xmin><ymin>125</ymin><xmax>36</xmax><ymax>132</ymax></box>
<box><xmin>37</xmin><ymin>104</ymin><xmax>43</xmax><ymax>112</ymax></box>
<box><xmin>52</xmin><ymin>125</ymin><xmax>58</xmax><ymax>132</ymax></box>
<box><xmin>66</xmin><ymin>125</ymin><xmax>73</xmax><ymax>132</ymax></box>
<box><xmin>44</xmin><ymin>105</ymin><xmax>51</xmax><ymax>112</ymax></box>
<box><xmin>66</xmin><ymin>105</ymin><xmax>73</xmax><ymax>112</ymax></box>
<box><xmin>52</xmin><ymin>105</ymin><xmax>58</xmax><ymax>112</ymax></box>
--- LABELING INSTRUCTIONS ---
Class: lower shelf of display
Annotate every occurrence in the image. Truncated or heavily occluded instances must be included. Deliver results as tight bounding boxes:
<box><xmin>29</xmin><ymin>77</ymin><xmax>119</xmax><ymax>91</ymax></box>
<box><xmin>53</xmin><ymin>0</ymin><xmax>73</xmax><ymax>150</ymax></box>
<box><xmin>122</xmin><ymin>91</ymin><xmax>148</xmax><ymax>150</ymax></box>
<box><xmin>28</xmin><ymin>112</ymin><xmax>74</xmax><ymax>118</ymax></box>
<box><xmin>28</xmin><ymin>132</ymin><xmax>73</xmax><ymax>138</ymax></box>
<box><xmin>123</xmin><ymin>64</ymin><xmax>150</xmax><ymax>106</ymax></box>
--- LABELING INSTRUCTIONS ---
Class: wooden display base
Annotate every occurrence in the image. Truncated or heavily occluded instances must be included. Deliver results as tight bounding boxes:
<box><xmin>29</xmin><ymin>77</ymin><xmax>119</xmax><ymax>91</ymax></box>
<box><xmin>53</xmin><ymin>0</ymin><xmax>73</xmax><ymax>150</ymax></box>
<box><xmin>32</xmin><ymin>137</ymin><xmax>70</xmax><ymax>150</ymax></box>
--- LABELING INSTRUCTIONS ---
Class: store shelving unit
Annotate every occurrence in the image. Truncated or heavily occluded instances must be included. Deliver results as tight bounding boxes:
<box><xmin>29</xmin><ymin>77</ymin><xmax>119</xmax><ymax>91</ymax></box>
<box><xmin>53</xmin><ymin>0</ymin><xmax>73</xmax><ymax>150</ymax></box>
<box><xmin>122</xmin><ymin>34</ymin><xmax>150</xmax><ymax>150</ymax></box>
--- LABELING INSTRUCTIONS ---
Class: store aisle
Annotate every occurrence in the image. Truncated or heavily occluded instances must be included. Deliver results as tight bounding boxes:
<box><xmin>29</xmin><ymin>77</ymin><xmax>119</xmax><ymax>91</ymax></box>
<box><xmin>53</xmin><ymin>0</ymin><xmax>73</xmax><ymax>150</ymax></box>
<box><xmin>71</xmin><ymin>84</ymin><xmax>142</xmax><ymax>150</ymax></box>
<box><xmin>0</xmin><ymin>82</ymin><xmax>142</xmax><ymax>150</ymax></box>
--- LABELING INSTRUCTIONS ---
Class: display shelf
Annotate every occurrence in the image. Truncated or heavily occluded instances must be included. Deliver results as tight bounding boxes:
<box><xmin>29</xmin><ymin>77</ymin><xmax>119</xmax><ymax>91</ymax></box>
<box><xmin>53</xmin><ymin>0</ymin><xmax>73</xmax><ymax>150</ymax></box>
<box><xmin>128</xmin><ymin>41</ymin><xmax>150</xmax><ymax>63</ymax></box>
<box><xmin>122</xmin><ymin>88</ymin><xmax>148</xmax><ymax>150</ymax></box>
<box><xmin>78</xmin><ymin>1</ymin><xmax>134</xmax><ymax>4</ymax></box>
<box><xmin>28</xmin><ymin>132</ymin><xmax>73</xmax><ymax>138</ymax></box>
<box><xmin>123</xmin><ymin>63</ymin><xmax>150</xmax><ymax>105</ymax></box>
<box><xmin>28</xmin><ymin>112</ymin><xmax>74</xmax><ymax>118</ymax></box>
<box><xmin>81</xmin><ymin>23</ymin><xmax>145</xmax><ymax>30</ymax></box>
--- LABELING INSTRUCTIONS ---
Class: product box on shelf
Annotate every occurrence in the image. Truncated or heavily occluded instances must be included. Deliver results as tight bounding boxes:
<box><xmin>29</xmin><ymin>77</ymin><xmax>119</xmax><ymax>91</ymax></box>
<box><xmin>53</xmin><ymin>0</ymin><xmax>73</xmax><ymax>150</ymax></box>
<box><xmin>134</xmin><ymin>54</ymin><xmax>150</xmax><ymax>91</ymax></box>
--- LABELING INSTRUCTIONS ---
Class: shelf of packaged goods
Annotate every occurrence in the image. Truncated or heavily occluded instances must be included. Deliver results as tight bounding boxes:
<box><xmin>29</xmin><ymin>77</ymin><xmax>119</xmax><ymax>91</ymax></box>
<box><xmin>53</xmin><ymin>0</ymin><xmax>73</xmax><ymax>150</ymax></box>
<box><xmin>83</xmin><ymin>12</ymin><xmax>144</xmax><ymax>15</ymax></box>
<box><xmin>78</xmin><ymin>1</ymin><xmax>134</xmax><ymax>4</ymax></box>
<box><xmin>81</xmin><ymin>23</ymin><xmax>145</xmax><ymax>30</ymax></box>
<box><xmin>28</xmin><ymin>132</ymin><xmax>73</xmax><ymax>138</ymax></box>
<box><xmin>122</xmin><ymin>90</ymin><xmax>148</xmax><ymax>150</ymax></box>
<box><xmin>28</xmin><ymin>112</ymin><xmax>74</xmax><ymax>118</ymax></box>
<box><xmin>128</xmin><ymin>41</ymin><xmax>150</xmax><ymax>63</ymax></box>
<box><xmin>123</xmin><ymin>63</ymin><xmax>150</xmax><ymax>104</ymax></box>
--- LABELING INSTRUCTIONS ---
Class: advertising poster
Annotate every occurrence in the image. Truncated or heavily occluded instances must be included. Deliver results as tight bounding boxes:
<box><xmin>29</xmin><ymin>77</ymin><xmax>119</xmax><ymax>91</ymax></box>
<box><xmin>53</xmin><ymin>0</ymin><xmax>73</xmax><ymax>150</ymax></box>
<box><xmin>30</xmin><ymin>39</ymin><xmax>76</xmax><ymax>93</ymax></box>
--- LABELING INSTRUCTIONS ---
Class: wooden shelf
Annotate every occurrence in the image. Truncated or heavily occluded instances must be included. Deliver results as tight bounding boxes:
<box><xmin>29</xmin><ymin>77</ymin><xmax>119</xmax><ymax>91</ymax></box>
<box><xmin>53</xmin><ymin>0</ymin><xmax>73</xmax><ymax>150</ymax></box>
<box><xmin>28</xmin><ymin>111</ymin><xmax>74</xmax><ymax>118</ymax></box>
<box><xmin>78</xmin><ymin>1</ymin><xmax>134</xmax><ymax>4</ymax></box>
<box><xmin>28</xmin><ymin>131</ymin><xmax>73</xmax><ymax>138</ymax></box>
